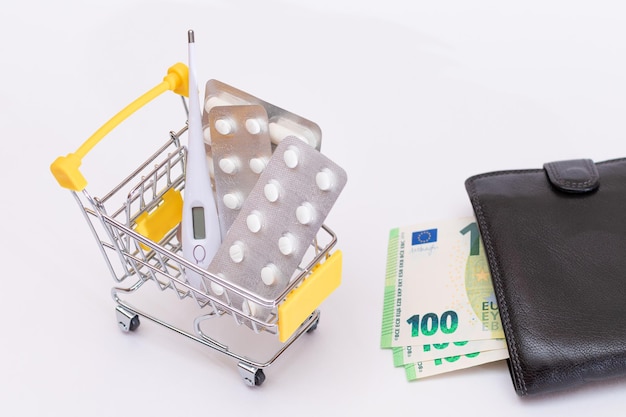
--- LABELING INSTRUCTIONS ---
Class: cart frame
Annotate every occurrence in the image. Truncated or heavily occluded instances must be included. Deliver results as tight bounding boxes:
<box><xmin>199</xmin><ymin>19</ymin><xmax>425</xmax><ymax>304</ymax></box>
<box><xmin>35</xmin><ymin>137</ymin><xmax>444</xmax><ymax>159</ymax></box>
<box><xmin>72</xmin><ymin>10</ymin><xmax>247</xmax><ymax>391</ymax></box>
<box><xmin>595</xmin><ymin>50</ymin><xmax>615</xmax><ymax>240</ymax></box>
<box><xmin>51</xmin><ymin>64</ymin><xmax>342</xmax><ymax>386</ymax></box>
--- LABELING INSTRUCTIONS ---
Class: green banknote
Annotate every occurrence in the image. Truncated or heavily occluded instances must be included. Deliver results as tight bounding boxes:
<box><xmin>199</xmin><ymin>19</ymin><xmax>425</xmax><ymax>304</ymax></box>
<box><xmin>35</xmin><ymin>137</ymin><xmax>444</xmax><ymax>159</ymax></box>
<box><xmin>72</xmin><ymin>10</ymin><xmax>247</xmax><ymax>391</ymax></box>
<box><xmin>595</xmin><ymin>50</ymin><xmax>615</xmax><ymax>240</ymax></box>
<box><xmin>404</xmin><ymin>348</ymin><xmax>510</xmax><ymax>380</ymax></box>
<box><xmin>391</xmin><ymin>338</ymin><xmax>507</xmax><ymax>366</ymax></box>
<box><xmin>381</xmin><ymin>216</ymin><xmax>504</xmax><ymax>348</ymax></box>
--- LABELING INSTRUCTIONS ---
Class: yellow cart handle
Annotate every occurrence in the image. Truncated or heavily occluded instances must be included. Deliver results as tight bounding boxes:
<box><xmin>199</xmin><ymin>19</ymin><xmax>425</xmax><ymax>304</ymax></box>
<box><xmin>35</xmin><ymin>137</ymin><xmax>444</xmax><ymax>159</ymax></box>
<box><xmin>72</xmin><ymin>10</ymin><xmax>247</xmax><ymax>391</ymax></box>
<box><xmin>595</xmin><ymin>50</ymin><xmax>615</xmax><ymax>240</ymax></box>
<box><xmin>50</xmin><ymin>62</ymin><xmax>189</xmax><ymax>191</ymax></box>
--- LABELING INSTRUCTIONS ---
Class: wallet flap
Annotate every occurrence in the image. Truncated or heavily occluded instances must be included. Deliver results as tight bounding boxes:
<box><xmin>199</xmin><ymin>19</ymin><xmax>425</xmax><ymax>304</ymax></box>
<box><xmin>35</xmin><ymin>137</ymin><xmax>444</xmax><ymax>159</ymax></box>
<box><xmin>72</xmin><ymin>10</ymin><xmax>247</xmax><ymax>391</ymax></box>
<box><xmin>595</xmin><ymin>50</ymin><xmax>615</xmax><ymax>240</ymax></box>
<box><xmin>543</xmin><ymin>158</ymin><xmax>599</xmax><ymax>193</ymax></box>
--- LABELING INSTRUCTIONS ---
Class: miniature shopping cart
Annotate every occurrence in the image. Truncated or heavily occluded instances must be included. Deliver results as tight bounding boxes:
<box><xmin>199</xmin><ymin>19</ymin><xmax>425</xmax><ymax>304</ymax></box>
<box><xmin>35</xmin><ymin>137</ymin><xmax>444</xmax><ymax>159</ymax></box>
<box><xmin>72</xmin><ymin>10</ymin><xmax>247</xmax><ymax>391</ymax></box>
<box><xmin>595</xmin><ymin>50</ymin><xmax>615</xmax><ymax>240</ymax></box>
<box><xmin>50</xmin><ymin>63</ymin><xmax>342</xmax><ymax>386</ymax></box>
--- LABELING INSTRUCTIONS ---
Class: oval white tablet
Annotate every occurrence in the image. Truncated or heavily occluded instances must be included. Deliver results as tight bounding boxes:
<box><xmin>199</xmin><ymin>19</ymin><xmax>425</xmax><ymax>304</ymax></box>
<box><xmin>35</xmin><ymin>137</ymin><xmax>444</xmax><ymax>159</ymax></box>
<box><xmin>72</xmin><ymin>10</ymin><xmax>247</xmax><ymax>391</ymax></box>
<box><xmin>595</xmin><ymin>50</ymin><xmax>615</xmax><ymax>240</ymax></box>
<box><xmin>278</xmin><ymin>233</ymin><xmax>296</xmax><ymax>255</ymax></box>
<box><xmin>268</xmin><ymin>120</ymin><xmax>317</xmax><ymax>148</ymax></box>
<box><xmin>214</xmin><ymin>118</ymin><xmax>233</xmax><ymax>135</ymax></box>
<box><xmin>249</xmin><ymin>157</ymin><xmax>267</xmax><ymax>174</ymax></box>
<box><xmin>261</xmin><ymin>263</ymin><xmax>279</xmax><ymax>286</ymax></box>
<box><xmin>283</xmin><ymin>146</ymin><xmax>299</xmax><ymax>168</ymax></box>
<box><xmin>245</xmin><ymin>118</ymin><xmax>262</xmax><ymax>135</ymax></box>
<box><xmin>218</xmin><ymin>157</ymin><xmax>238</xmax><ymax>174</ymax></box>
<box><xmin>296</xmin><ymin>202</ymin><xmax>315</xmax><ymax>225</ymax></box>
<box><xmin>223</xmin><ymin>193</ymin><xmax>242</xmax><ymax>210</ymax></box>
<box><xmin>315</xmin><ymin>168</ymin><xmax>333</xmax><ymax>191</ymax></box>
<box><xmin>246</xmin><ymin>211</ymin><xmax>263</xmax><ymax>233</ymax></box>
<box><xmin>264</xmin><ymin>180</ymin><xmax>280</xmax><ymax>202</ymax></box>
<box><xmin>205</xmin><ymin>95</ymin><xmax>232</xmax><ymax>112</ymax></box>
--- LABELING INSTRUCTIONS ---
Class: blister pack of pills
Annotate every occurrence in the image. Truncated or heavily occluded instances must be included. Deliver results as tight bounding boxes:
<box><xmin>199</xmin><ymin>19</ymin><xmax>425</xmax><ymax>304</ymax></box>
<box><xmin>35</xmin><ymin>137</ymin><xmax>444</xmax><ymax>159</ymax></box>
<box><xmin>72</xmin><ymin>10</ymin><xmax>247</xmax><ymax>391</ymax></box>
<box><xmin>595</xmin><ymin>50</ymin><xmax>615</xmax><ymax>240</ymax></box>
<box><xmin>202</xmin><ymin>79</ymin><xmax>322</xmax><ymax>151</ymax></box>
<box><xmin>206</xmin><ymin>136</ymin><xmax>347</xmax><ymax>323</ymax></box>
<box><xmin>208</xmin><ymin>104</ymin><xmax>273</xmax><ymax>237</ymax></box>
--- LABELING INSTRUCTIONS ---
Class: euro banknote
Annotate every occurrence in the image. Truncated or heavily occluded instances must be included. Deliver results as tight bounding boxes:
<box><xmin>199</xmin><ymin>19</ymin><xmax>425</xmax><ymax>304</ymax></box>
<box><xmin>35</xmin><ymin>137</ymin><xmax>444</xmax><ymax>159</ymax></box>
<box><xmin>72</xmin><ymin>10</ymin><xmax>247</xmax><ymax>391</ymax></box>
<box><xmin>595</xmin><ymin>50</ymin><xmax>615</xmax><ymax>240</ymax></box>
<box><xmin>381</xmin><ymin>216</ymin><xmax>504</xmax><ymax>348</ymax></box>
<box><xmin>392</xmin><ymin>338</ymin><xmax>507</xmax><ymax>366</ymax></box>
<box><xmin>404</xmin><ymin>348</ymin><xmax>510</xmax><ymax>380</ymax></box>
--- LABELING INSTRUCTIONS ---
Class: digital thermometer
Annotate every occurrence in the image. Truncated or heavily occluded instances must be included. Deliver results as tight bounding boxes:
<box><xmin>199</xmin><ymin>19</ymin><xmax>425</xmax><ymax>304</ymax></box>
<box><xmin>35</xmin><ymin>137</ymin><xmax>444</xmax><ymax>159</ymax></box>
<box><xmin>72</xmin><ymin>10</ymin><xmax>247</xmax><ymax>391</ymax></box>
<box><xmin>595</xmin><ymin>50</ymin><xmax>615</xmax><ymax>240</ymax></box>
<box><xmin>182</xmin><ymin>30</ymin><xmax>222</xmax><ymax>296</ymax></box>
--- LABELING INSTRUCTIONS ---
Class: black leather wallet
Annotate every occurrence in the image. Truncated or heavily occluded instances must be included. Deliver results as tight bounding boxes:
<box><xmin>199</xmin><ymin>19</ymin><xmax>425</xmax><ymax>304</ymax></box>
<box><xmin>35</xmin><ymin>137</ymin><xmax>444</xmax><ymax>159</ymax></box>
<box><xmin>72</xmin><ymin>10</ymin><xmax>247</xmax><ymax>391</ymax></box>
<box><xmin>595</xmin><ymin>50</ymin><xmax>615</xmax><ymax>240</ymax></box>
<box><xmin>465</xmin><ymin>158</ymin><xmax>626</xmax><ymax>396</ymax></box>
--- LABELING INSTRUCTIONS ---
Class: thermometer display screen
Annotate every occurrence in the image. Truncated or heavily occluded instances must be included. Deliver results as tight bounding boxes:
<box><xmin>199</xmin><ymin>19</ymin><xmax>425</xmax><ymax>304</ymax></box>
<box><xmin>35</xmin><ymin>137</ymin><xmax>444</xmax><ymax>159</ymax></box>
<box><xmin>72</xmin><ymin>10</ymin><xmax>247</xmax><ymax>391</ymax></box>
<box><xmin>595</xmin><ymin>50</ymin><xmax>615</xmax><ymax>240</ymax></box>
<box><xmin>192</xmin><ymin>206</ymin><xmax>206</xmax><ymax>239</ymax></box>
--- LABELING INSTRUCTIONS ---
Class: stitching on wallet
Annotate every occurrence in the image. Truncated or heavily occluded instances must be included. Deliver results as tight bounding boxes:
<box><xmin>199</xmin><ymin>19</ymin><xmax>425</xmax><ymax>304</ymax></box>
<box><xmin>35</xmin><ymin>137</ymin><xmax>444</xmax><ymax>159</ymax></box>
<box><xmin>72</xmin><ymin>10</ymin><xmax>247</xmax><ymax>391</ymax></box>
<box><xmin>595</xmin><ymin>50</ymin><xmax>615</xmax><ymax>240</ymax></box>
<box><xmin>467</xmin><ymin>177</ymin><xmax>527</xmax><ymax>395</ymax></box>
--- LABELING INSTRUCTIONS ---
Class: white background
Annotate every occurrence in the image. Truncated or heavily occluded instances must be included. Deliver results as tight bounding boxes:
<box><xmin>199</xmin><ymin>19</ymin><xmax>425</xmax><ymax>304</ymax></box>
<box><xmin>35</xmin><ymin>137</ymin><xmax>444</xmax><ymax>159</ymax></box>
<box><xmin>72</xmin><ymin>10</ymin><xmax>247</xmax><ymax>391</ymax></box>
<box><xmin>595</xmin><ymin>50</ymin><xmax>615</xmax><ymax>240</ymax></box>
<box><xmin>3</xmin><ymin>0</ymin><xmax>626</xmax><ymax>415</ymax></box>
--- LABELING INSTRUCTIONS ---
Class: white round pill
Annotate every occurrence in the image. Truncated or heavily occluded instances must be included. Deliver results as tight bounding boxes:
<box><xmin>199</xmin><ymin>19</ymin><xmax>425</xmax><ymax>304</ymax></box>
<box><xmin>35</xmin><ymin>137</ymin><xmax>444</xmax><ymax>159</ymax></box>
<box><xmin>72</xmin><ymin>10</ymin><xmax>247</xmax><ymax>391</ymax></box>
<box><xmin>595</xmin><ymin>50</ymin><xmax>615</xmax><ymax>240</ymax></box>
<box><xmin>261</xmin><ymin>263</ymin><xmax>279</xmax><ymax>286</ymax></box>
<box><xmin>264</xmin><ymin>180</ymin><xmax>280</xmax><ymax>202</ymax></box>
<box><xmin>268</xmin><ymin>122</ymin><xmax>288</xmax><ymax>144</ymax></box>
<box><xmin>242</xmin><ymin>300</ymin><xmax>258</xmax><ymax>316</ymax></box>
<box><xmin>207</xmin><ymin>155</ymin><xmax>215</xmax><ymax>178</ymax></box>
<box><xmin>245</xmin><ymin>118</ymin><xmax>262</xmax><ymax>135</ymax></box>
<box><xmin>296</xmin><ymin>203</ymin><xmax>315</xmax><ymax>225</ymax></box>
<box><xmin>214</xmin><ymin>118</ymin><xmax>233</xmax><ymax>135</ymax></box>
<box><xmin>246</xmin><ymin>211</ymin><xmax>263</xmax><ymax>233</ymax></box>
<box><xmin>283</xmin><ymin>146</ymin><xmax>299</xmax><ymax>168</ymax></box>
<box><xmin>223</xmin><ymin>193</ymin><xmax>242</xmax><ymax>210</ymax></box>
<box><xmin>211</xmin><ymin>274</ymin><xmax>225</xmax><ymax>296</ymax></box>
<box><xmin>218</xmin><ymin>157</ymin><xmax>238</xmax><ymax>174</ymax></box>
<box><xmin>204</xmin><ymin>99</ymin><xmax>213</xmax><ymax>113</ymax></box>
<box><xmin>316</xmin><ymin>168</ymin><xmax>334</xmax><ymax>191</ymax></box>
<box><xmin>203</xmin><ymin>126</ymin><xmax>212</xmax><ymax>143</ymax></box>
<box><xmin>205</xmin><ymin>95</ymin><xmax>231</xmax><ymax>112</ymax></box>
<box><xmin>229</xmin><ymin>241</ymin><xmax>245</xmax><ymax>263</ymax></box>
<box><xmin>249</xmin><ymin>157</ymin><xmax>267</xmax><ymax>174</ymax></box>
<box><xmin>278</xmin><ymin>234</ymin><xmax>296</xmax><ymax>255</ymax></box>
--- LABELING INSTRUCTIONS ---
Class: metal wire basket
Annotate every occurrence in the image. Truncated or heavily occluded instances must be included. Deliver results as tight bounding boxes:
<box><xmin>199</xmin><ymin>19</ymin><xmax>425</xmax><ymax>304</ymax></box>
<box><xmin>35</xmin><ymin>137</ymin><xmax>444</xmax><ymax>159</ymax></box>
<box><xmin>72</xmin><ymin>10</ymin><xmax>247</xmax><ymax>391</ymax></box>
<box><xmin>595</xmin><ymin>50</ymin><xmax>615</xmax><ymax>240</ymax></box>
<box><xmin>50</xmin><ymin>63</ymin><xmax>343</xmax><ymax>386</ymax></box>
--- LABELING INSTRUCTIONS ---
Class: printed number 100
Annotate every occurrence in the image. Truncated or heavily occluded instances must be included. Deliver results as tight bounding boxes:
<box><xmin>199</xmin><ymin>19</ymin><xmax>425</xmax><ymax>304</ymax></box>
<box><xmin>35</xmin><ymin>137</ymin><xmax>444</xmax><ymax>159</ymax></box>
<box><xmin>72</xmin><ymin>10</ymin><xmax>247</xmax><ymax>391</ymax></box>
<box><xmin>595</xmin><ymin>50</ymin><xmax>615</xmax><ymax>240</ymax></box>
<box><xmin>407</xmin><ymin>311</ymin><xmax>459</xmax><ymax>337</ymax></box>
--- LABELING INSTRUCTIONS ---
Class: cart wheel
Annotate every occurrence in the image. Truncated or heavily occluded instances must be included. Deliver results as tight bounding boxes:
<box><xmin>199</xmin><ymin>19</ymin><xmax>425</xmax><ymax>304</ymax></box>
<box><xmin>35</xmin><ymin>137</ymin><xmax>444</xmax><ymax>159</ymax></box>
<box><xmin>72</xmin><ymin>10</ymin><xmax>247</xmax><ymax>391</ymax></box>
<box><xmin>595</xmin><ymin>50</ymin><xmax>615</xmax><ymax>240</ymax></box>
<box><xmin>253</xmin><ymin>369</ymin><xmax>266</xmax><ymax>387</ymax></box>
<box><xmin>128</xmin><ymin>315</ymin><xmax>140</xmax><ymax>331</ymax></box>
<box><xmin>238</xmin><ymin>362</ymin><xmax>266</xmax><ymax>387</ymax></box>
<box><xmin>307</xmin><ymin>315</ymin><xmax>320</xmax><ymax>333</ymax></box>
<box><xmin>115</xmin><ymin>305</ymin><xmax>140</xmax><ymax>332</ymax></box>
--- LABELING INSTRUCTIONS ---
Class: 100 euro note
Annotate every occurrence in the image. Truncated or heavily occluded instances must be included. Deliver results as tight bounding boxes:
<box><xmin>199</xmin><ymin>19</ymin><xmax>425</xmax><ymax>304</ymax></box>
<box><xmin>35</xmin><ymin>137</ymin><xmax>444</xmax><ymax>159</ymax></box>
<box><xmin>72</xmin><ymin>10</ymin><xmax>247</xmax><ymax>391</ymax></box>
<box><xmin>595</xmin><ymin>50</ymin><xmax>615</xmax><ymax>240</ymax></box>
<box><xmin>404</xmin><ymin>348</ymin><xmax>510</xmax><ymax>380</ymax></box>
<box><xmin>381</xmin><ymin>216</ymin><xmax>505</xmax><ymax>349</ymax></box>
<box><xmin>391</xmin><ymin>338</ymin><xmax>506</xmax><ymax>366</ymax></box>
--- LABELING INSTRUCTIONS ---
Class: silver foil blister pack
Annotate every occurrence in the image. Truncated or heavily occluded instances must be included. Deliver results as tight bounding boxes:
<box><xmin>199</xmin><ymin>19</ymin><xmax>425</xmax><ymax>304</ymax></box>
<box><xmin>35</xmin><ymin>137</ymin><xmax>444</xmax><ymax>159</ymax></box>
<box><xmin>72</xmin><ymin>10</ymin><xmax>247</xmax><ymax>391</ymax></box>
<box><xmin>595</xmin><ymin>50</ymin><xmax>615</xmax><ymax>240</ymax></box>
<box><xmin>203</xmin><ymin>79</ymin><xmax>322</xmax><ymax>151</ymax></box>
<box><xmin>208</xmin><ymin>104</ymin><xmax>272</xmax><ymax>237</ymax></box>
<box><xmin>206</xmin><ymin>136</ymin><xmax>347</xmax><ymax>322</ymax></box>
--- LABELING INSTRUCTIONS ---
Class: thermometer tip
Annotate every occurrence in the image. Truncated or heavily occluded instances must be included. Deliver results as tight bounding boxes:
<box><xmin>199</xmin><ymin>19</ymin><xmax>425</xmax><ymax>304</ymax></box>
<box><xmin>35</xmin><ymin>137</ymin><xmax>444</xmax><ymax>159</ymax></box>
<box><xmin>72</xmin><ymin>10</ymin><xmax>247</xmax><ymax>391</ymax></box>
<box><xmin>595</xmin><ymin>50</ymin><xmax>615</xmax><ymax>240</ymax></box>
<box><xmin>188</xmin><ymin>30</ymin><xmax>195</xmax><ymax>43</ymax></box>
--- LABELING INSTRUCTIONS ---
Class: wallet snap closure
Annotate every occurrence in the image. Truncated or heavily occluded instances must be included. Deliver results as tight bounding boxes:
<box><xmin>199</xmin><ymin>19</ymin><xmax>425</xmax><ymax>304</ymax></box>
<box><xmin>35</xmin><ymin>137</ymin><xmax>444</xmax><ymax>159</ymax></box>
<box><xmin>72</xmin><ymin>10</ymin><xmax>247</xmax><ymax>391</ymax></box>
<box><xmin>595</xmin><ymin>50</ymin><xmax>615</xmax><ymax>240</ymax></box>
<box><xmin>543</xmin><ymin>158</ymin><xmax>599</xmax><ymax>193</ymax></box>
